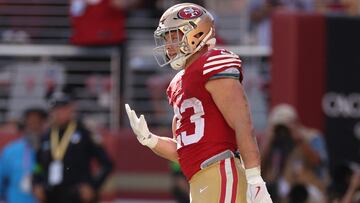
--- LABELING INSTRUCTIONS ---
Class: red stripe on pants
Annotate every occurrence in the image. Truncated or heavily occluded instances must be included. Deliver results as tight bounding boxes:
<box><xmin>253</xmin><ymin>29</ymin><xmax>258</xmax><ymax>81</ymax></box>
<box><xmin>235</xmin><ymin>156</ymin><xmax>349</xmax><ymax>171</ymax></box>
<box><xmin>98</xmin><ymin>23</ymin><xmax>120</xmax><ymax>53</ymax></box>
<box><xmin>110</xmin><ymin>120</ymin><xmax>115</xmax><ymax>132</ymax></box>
<box><xmin>219</xmin><ymin>160</ymin><xmax>226</xmax><ymax>203</ymax></box>
<box><xmin>230</xmin><ymin>158</ymin><xmax>238</xmax><ymax>203</ymax></box>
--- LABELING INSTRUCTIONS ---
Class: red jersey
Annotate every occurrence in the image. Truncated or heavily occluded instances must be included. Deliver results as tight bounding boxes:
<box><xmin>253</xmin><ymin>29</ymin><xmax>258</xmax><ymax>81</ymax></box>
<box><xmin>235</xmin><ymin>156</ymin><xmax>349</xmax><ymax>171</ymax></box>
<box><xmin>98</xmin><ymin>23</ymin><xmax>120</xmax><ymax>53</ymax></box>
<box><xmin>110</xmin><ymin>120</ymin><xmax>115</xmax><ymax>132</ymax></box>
<box><xmin>167</xmin><ymin>48</ymin><xmax>243</xmax><ymax>180</ymax></box>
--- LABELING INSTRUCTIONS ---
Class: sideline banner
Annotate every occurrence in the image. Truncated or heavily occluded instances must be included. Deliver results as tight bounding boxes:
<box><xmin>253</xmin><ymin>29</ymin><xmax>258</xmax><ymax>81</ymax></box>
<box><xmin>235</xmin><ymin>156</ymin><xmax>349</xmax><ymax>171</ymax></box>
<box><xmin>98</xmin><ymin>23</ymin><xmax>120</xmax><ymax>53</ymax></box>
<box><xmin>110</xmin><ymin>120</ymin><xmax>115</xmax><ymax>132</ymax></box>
<box><xmin>323</xmin><ymin>16</ymin><xmax>360</xmax><ymax>169</ymax></box>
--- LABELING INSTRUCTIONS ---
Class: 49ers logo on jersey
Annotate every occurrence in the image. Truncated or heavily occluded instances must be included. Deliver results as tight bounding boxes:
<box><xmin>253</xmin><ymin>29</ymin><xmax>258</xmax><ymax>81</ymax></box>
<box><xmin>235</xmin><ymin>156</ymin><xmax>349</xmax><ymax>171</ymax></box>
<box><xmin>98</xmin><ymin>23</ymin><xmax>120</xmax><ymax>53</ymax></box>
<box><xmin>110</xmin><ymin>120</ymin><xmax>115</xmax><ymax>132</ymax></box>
<box><xmin>177</xmin><ymin>7</ymin><xmax>203</xmax><ymax>19</ymax></box>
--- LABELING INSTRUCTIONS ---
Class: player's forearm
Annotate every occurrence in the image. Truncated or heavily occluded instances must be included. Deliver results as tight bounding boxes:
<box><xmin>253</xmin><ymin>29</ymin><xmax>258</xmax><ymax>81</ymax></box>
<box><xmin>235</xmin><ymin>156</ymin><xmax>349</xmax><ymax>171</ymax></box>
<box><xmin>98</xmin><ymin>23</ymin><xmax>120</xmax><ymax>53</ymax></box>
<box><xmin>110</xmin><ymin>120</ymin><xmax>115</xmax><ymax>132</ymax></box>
<box><xmin>236</xmin><ymin>129</ymin><xmax>261</xmax><ymax>169</ymax></box>
<box><xmin>234</xmin><ymin>99</ymin><xmax>261</xmax><ymax>169</ymax></box>
<box><xmin>151</xmin><ymin>136</ymin><xmax>178</xmax><ymax>162</ymax></box>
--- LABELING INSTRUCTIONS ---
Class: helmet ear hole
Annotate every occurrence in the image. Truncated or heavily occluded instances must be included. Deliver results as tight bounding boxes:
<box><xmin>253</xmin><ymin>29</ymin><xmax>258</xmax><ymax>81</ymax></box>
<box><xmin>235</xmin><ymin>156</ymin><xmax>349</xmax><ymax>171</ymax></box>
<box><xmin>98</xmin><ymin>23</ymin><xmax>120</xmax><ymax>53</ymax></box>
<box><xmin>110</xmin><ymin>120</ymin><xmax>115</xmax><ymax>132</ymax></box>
<box><xmin>194</xmin><ymin>32</ymin><xmax>204</xmax><ymax>39</ymax></box>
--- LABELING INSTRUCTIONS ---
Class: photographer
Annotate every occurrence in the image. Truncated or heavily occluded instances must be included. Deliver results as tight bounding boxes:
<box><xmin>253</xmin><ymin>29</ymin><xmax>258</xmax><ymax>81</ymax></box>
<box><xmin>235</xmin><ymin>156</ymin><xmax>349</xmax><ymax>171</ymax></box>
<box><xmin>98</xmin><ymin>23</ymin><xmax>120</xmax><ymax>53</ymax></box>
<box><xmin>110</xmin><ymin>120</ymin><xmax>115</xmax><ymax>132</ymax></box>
<box><xmin>32</xmin><ymin>93</ymin><xmax>113</xmax><ymax>203</ymax></box>
<box><xmin>262</xmin><ymin>104</ymin><xmax>328</xmax><ymax>202</ymax></box>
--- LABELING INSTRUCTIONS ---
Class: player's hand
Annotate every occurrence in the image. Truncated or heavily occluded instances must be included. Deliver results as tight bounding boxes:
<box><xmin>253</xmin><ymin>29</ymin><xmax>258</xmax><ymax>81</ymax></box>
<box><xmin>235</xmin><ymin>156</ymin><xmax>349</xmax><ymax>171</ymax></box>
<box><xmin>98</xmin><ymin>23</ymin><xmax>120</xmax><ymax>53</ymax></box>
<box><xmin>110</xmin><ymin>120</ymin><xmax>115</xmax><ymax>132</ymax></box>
<box><xmin>125</xmin><ymin>104</ymin><xmax>158</xmax><ymax>148</ymax></box>
<box><xmin>245</xmin><ymin>167</ymin><xmax>273</xmax><ymax>203</ymax></box>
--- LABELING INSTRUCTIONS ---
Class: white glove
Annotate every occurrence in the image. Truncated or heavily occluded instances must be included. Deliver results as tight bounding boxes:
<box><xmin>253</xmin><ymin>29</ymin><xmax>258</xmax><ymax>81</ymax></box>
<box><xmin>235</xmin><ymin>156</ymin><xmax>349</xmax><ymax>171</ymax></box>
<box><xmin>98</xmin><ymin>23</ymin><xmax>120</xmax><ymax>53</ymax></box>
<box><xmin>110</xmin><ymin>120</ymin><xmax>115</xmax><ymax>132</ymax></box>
<box><xmin>245</xmin><ymin>167</ymin><xmax>273</xmax><ymax>203</ymax></box>
<box><xmin>125</xmin><ymin>104</ymin><xmax>158</xmax><ymax>148</ymax></box>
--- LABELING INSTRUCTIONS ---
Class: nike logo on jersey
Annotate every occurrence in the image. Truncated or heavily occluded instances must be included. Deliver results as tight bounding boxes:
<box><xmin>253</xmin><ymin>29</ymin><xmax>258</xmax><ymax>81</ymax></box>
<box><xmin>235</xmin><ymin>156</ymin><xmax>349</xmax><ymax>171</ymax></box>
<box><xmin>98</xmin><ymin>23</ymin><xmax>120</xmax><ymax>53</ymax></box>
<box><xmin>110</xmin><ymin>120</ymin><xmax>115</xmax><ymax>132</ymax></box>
<box><xmin>200</xmin><ymin>186</ymin><xmax>208</xmax><ymax>193</ymax></box>
<box><xmin>255</xmin><ymin>186</ymin><xmax>261</xmax><ymax>198</ymax></box>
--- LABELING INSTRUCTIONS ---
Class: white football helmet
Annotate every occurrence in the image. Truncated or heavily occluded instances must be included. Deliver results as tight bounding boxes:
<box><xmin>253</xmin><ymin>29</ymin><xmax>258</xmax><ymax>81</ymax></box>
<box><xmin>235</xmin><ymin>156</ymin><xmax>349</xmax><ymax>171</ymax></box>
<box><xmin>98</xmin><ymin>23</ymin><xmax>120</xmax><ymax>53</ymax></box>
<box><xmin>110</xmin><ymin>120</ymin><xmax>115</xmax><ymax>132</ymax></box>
<box><xmin>153</xmin><ymin>3</ymin><xmax>216</xmax><ymax>70</ymax></box>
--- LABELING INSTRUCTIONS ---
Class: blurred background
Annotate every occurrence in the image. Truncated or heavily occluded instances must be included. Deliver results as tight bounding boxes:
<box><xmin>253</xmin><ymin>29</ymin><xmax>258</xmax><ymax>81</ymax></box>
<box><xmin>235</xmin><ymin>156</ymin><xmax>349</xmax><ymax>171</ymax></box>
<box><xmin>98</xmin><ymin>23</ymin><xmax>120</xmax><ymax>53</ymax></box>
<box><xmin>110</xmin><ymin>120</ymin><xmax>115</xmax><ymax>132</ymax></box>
<box><xmin>0</xmin><ymin>0</ymin><xmax>359</xmax><ymax>202</ymax></box>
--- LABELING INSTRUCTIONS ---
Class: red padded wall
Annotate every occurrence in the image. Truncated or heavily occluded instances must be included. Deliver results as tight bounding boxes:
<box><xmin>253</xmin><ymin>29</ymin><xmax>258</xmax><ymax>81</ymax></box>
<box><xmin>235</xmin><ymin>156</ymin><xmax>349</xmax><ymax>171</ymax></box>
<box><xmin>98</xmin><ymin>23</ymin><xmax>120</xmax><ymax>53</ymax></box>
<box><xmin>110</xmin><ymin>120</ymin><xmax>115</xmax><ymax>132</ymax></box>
<box><xmin>271</xmin><ymin>11</ymin><xmax>326</xmax><ymax>130</ymax></box>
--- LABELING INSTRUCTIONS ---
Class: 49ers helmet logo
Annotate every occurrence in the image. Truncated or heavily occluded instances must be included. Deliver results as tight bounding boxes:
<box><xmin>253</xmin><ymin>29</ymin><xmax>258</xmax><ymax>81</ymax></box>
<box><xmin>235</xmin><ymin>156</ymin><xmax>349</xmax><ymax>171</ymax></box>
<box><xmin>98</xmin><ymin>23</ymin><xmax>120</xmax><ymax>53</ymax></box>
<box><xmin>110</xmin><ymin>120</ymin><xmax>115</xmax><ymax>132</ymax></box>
<box><xmin>177</xmin><ymin>7</ymin><xmax>203</xmax><ymax>19</ymax></box>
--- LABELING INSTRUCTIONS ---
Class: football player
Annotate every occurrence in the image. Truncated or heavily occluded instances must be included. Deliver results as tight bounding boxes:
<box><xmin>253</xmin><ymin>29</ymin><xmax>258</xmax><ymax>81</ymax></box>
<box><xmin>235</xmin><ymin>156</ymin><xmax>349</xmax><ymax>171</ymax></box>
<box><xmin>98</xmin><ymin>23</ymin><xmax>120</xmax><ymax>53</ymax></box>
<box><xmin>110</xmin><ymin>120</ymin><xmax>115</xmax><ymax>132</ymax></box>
<box><xmin>125</xmin><ymin>3</ymin><xmax>272</xmax><ymax>203</ymax></box>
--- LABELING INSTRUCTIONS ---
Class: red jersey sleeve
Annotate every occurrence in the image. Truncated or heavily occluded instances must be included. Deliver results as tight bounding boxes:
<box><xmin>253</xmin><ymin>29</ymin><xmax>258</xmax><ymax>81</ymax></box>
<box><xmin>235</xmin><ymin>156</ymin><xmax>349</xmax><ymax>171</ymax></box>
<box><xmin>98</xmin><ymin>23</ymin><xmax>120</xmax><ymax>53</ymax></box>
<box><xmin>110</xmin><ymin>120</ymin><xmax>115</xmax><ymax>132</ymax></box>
<box><xmin>201</xmin><ymin>49</ymin><xmax>243</xmax><ymax>82</ymax></box>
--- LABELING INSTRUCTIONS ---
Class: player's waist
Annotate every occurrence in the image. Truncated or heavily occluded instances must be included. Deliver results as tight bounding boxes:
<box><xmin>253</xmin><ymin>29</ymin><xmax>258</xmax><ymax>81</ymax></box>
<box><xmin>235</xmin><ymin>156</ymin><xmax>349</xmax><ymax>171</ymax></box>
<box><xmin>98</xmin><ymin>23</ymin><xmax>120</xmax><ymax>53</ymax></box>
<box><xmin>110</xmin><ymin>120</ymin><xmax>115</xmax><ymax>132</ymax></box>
<box><xmin>200</xmin><ymin>149</ymin><xmax>240</xmax><ymax>169</ymax></box>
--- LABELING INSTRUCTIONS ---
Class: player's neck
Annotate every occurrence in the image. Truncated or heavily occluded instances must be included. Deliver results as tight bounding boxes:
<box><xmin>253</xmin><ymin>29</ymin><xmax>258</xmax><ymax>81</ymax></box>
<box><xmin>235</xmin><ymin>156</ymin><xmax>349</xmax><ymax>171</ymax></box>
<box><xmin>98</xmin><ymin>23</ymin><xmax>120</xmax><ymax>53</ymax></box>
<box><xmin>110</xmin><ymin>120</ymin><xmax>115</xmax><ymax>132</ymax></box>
<box><xmin>184</xmin><ymin>46</ymin><xmax>209</xmax><ymax>69</ymax></box>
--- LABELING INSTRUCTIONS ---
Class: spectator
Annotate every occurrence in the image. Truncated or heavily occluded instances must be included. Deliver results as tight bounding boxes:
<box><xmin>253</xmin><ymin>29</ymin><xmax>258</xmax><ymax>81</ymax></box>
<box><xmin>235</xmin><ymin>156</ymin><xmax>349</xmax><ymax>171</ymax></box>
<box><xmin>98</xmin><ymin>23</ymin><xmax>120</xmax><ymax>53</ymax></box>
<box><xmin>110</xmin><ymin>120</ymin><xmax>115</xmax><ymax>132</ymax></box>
<box><xmin>262</xmin><ymin>103</ymin><xmax>328</xmax><ymax>202</ymax></box>
<box><xmin>32</xmin><ymin>93</ymin><xmax>113</xmax><ymax>203</ymax></box>
<box><xmin>69</xmin><ymin>0</ymin><xmax>133</xmax><ymax>120</ymax></box>
<box><xmin>69</xmin><ymin>0</ymin><xmax>138</xmax><ymax>45</ymax></box>
<box><xmin>0</xmin><ymin>108</ymin><xmax>47</xmax><ymax>203</ymax></box>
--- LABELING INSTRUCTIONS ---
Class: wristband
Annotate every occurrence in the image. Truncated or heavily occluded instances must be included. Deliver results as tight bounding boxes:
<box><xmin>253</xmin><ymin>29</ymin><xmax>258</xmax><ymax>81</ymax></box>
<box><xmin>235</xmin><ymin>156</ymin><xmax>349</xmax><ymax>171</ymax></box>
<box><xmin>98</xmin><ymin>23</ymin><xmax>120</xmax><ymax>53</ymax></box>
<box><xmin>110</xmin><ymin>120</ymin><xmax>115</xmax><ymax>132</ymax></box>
<box><xmin>245</xmin><ymin>166</ymin><xmax>264</xmax><ymax>184</ymax></box>
<box><xmin>147</xmin><ymin>133</ymin><xmax>159</xmax><ymax>148</ymax></box>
